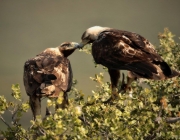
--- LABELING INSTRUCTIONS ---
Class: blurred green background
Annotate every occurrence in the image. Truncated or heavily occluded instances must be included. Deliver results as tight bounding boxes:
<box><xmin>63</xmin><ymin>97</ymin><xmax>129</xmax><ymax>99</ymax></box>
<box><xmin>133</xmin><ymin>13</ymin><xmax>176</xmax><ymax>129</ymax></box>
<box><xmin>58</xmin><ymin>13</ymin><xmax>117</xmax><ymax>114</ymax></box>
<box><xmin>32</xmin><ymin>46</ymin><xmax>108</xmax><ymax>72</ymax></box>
<box><xmin>0</xmin><ymin>0</ymin><xmax>180</xmax><ymax>130</ymax></box>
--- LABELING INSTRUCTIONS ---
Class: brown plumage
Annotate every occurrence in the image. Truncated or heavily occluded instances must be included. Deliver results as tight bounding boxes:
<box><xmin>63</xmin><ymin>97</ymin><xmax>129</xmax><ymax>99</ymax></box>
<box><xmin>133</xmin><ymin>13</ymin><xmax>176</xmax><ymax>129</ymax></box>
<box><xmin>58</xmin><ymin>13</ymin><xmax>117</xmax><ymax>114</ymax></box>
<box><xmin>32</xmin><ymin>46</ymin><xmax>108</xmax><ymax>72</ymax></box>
<box><xmin>79</xmin><ymin>26</ymin><xmax>179</xmax><ymax>100</ymax></box>
<box><xmin>23</xmin><ymin>42</ymin><xmax>79</xmax><ymax>119</ymax></box>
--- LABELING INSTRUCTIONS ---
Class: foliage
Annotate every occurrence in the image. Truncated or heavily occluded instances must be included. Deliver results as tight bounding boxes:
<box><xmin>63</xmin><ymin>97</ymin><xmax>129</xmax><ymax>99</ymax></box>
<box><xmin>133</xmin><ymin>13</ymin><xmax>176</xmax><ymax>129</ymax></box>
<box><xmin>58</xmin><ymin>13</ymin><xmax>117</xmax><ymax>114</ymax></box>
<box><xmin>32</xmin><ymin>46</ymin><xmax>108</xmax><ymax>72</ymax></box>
<box><xmin>0</xmin><ymin>29</ymin><xmax>180</xmax><ymax>140</ymax></box>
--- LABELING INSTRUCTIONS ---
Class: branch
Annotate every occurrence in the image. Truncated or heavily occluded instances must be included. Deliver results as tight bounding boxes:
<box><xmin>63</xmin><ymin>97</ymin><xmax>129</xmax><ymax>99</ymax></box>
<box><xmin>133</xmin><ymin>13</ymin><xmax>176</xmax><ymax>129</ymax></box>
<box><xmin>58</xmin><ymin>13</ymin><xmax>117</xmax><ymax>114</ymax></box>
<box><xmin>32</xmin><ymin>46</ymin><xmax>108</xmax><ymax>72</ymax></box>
<box><xmin>155</xmin><ymin>104</ymin><xmax>180</xmax><ymax>123</ymax></box>
<box><xmin>0</xmin><ymin>115</ymin><xmax>12</xmax><ymax>131</ymax></box>
<box><xmin>78</xmin><ymin>113</ymin><xmax>90</xmax><ymax>126</ymax></box>
<box><xmin>38</xmin><ymin>127</ymin><xmax>46</xmax><ymax>136</ymax></box>
<box><xmin>11</xmin><ymin>104</ymin><xmax>22</xmax><ymax>125</ymax></box>
<box><xmin>166</xmin><ymin>117</ymin><xmax>180</xmax><ymax>123</ymax></box>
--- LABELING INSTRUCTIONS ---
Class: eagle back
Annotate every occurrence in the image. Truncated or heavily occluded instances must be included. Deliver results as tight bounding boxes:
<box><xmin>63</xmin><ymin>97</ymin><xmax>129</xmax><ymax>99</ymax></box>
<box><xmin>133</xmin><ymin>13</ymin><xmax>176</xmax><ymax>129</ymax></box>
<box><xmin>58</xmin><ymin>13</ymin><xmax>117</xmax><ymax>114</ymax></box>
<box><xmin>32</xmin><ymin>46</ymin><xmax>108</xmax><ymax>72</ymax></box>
<box><xmin>24</xmin><ymin>49</ymin><xmax>73</xmax><ymax>97</ymax></box>
<box><xmin>92</xmin><ymin>30</ymin><xmax>119</xmax><ymax>64</ymax></box>
<box><xmin>92</xmin><ymin>29</ymin><xmax>163</xmax><ymax>66</ymax></box>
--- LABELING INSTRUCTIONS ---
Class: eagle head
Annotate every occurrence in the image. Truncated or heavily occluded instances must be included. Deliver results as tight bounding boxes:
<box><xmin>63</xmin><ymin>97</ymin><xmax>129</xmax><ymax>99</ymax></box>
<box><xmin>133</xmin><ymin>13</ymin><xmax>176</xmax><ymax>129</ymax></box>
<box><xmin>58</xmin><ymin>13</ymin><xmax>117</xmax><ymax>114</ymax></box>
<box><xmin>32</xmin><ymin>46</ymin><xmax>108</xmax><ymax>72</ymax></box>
<box><xmin>59</xmin><ymin>42</ymin><xmax>80</xmax><ymax>57</ymax></box>
<box><xmin>79</xmin><ymin>26</ymin><xmax>110</xmax><ymax>48</ymax></box>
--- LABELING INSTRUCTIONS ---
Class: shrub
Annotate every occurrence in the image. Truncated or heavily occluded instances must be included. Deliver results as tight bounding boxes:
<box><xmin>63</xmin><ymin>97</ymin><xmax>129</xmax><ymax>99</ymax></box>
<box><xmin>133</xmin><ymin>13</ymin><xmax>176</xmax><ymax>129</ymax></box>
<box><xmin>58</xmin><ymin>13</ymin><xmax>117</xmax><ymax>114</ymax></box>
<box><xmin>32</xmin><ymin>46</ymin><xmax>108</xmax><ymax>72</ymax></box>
<box><xmin>0</xmin><ymin>28</ymin><xmax>180</xmax><ymax>140</ymax></box>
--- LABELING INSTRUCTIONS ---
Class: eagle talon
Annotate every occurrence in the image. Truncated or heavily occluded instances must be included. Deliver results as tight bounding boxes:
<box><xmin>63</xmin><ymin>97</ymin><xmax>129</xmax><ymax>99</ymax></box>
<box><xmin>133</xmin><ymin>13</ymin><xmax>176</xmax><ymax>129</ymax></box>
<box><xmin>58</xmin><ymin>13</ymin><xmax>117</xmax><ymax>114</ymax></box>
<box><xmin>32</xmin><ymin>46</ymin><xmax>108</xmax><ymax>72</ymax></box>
<box><xmin>120</xmin><ymin>83</ymin><xmax>130</xmax><ymax>92</ymax></box>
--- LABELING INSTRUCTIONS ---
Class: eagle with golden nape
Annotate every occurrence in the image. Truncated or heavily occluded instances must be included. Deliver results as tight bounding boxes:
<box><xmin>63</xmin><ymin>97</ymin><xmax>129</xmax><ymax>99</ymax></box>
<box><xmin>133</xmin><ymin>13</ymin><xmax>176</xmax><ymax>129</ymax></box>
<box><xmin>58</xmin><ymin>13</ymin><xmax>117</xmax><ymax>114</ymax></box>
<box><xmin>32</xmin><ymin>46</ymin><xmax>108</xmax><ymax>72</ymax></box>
<box><xmin>23</xmin><ymin>42</ymin><xmax>80</xmax><ymax>120</ymax></box>
<box><xmin>78</xmin><ymin>26</ymin><xmax>179</xmax><ymax>102</ymax></box>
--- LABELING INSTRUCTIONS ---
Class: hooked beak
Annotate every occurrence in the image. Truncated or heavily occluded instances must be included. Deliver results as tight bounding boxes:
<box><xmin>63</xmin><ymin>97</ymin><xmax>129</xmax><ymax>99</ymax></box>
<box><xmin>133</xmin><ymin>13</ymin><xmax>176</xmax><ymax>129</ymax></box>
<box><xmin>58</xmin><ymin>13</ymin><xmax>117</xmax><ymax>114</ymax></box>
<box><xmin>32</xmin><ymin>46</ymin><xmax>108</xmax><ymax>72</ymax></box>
<box><xmin>71</xmin><ymin>42</ymin><xmax>81</xmax><ymax>49</ymax></box>
<box><xmin>78</xmin><ymin>40</ymin><xmax>90</xmax><ymax>49</ymax></box>
<box><xmin>61</xmin><ymin>42</ymin><xmax>81</xmax><ymax>51</ymax></box>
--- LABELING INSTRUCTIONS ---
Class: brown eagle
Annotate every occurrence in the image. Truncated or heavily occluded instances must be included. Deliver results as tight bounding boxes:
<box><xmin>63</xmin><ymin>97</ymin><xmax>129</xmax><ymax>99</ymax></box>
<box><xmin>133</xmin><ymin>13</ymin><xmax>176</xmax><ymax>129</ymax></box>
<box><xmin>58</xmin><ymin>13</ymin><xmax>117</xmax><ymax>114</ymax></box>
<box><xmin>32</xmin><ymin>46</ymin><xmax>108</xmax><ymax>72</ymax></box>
<box><xmin>23</xmin><ymin>42</ymin><xmax>79</xmax><ymax>119</ymax></box>
<box><xmin>78</xmin><ymin>26</ymin><xmax>179</xmax><ymax>100</ymax></box>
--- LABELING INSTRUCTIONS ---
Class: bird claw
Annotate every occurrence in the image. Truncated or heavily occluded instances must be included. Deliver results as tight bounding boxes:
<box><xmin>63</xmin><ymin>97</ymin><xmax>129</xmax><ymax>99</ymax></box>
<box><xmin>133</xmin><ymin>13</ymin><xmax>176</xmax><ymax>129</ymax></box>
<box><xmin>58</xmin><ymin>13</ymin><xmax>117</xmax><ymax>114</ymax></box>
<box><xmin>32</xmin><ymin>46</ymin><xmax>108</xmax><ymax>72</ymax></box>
<box><xmin>118</xmin><ymin>73</ymin><xmax>131</xmax><ymax>92</ymax></box>
<box><xmin>119</xmin><ymin>83</ymin><xmax>130</xmax><ymax>92</ymax></box>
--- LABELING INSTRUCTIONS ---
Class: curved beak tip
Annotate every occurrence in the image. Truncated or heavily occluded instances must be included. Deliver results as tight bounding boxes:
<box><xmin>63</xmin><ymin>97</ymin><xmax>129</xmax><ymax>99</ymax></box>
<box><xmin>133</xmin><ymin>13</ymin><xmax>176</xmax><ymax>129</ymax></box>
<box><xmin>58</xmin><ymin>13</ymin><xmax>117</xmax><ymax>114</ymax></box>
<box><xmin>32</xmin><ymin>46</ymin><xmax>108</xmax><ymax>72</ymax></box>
<box><xmin>71</xmin><ymin>42</ymin><xmax>84</xmax><ymax>49</ymax></box>
<box><xmin>71</xmin><ymin>42</ymin><xmax>80</xmax><ymax>49</ymax></box>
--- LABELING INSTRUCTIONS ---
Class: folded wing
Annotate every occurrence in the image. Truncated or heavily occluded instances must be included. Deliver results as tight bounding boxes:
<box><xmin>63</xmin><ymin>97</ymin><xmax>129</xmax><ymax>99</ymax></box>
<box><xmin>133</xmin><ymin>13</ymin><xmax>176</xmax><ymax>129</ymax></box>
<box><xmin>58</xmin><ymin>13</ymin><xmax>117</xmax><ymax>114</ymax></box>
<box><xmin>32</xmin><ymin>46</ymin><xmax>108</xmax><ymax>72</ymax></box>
<box><xmin>92</xmin><ymin>29</ymin><xmax>179</xmax><ymax>79</ymax></box>
<box><xmin>23</xmin><ymin>49</ymin><xmax>73</xmax><ymax>119</ymax></box>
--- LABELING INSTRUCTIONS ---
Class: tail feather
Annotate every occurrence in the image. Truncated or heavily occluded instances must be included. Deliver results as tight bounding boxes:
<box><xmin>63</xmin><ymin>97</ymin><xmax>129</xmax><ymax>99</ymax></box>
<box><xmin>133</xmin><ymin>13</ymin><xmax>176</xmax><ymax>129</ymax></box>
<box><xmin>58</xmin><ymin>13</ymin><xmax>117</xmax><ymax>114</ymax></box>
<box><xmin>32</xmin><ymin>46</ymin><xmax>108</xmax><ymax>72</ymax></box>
<box><xmin>128</xmin><ymin>62</ymin><xmax>179</xmax><ymax>80</ymax></box>
<box><xmin>155</xmin><ymin>61</ymin><xmax>179</xmax><ymax>79</ymax></box>
<box><xmin>159</xmin><ymin>61</ymin><xmax>172</xmax><ymax>76</ymax></box>
<box><xmin>167</xmin><ymin>69</ymin><xmax>180</xmax><ymax>78</ymax></box>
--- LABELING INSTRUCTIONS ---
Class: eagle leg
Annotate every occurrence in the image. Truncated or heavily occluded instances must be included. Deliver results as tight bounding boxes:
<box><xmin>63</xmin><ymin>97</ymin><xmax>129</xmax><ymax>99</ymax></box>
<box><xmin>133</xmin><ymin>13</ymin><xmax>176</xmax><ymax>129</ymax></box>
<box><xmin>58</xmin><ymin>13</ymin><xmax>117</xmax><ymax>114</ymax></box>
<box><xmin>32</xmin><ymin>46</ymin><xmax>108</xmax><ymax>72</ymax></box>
<box><xmin>29</xmin><ymin>95</ymin><xmax>41</xmax><ymax>120</ymax></box>
<box><xmin>103</xmin><ymin>69</ymin><xmax>120</xmax><ymax>103</ymax></box>
<box><xmin>120</xmin><ymin>72</ymin><xmax>136</xmax><ymax>92</ymax></box>
<box><xmin>45</xmin><ymin>107</ymin><xmax>51</xmax><ymax>117</ymax></box>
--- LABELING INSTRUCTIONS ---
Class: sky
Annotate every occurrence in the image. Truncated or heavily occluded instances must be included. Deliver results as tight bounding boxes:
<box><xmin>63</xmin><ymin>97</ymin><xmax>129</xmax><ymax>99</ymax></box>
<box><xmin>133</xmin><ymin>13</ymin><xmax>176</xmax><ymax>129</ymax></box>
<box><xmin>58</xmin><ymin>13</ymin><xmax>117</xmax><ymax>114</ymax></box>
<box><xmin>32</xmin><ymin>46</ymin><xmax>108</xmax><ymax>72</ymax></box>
<box><xmin>0</xmin><ymin>0</ymin><xmax>180</xmax><ymax>129</ymax></box>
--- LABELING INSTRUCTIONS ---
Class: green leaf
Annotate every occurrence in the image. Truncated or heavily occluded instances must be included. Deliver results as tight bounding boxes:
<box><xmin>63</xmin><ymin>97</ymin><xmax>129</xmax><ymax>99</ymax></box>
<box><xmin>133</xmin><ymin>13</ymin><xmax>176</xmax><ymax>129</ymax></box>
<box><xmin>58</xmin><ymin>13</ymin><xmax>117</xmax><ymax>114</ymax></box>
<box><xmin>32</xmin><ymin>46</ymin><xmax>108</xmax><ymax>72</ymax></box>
<box><xmin>11</xmin><ymin>84</ymin><xmax>21</xmax><ymax>100</ymax></box>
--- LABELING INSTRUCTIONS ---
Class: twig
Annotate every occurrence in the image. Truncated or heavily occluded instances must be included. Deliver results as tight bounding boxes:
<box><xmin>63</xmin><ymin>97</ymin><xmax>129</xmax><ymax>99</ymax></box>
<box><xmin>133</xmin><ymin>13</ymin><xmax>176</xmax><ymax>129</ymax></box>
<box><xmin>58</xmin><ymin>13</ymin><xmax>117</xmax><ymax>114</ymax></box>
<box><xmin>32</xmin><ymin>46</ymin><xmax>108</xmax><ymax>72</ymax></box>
<box><xmin>155</xmin><ymin>101</ymin><xmax>180</xmax><ymax>123</ymax></box>
<box><xmin>11</xmin><ymin>104</ymin><xmax>22</xmax><ymax>125</ymax></box>
<box><xmin>166</xmin><ymin>117</ymin><xmax>180</xmax><ymax>123</ymax></box>
<box><xmin>38</xmin><ymin>127</ymin><xmax>46</xmax><ymax>136</ymax></box>
<box><xmin>78</xmin><ymin>113</ymin><xmax>90</xmax><ymax>126</ymax></box>
<box><xmin>59</xmin><ymin>128</ymin><xmax>69</xmax><ymax>138</ymax></box>
<box><xmin>0</xmin><ymin>115</ymin><xmax>12</xmax><ymax>131</ymax></box>
<box><xmin>174</xmin><ymin>93</ymin><xmax>180</xmax><ymax>97</ymax></box>
<box><xmin>155</xmin><ymin>106</ymin><xmax>162</xmax><ymax>124</ymax></box>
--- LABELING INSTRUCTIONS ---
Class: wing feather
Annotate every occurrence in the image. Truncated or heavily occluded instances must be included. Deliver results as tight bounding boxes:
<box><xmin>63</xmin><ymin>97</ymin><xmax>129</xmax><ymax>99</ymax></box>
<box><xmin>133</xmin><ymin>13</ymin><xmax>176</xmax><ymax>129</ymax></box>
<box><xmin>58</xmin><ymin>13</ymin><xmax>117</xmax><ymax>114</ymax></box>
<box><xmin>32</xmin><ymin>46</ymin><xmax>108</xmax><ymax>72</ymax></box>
<box><xmin>92</xmin><ymin>29</ymin><xmax>173</xmax><ymax>79</ymax></box>
<box><xmin>23</xmin><ymin>46</ymin><xmax>73</xmax><ymax>119</ymax></box>
<box><xmin>23</xmin><ymin>49</ymin><xmax>72</xmax><ymax>97</ymax></box>
<box><xmin>23</xmin><ymin>59</ymin><xmax>42</xmax><ymax>96</ymax></box>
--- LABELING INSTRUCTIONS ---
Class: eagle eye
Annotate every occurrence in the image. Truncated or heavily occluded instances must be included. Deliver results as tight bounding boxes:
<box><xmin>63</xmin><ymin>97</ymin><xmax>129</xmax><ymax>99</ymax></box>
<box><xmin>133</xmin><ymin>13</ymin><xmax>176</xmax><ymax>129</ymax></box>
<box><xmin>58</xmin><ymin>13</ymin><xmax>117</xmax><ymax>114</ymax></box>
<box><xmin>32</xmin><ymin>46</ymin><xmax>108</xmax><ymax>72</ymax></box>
<box><xmin>83</xmin><ymin>35</ymin><xmax>90</xmax><ymax>40</ymax></box>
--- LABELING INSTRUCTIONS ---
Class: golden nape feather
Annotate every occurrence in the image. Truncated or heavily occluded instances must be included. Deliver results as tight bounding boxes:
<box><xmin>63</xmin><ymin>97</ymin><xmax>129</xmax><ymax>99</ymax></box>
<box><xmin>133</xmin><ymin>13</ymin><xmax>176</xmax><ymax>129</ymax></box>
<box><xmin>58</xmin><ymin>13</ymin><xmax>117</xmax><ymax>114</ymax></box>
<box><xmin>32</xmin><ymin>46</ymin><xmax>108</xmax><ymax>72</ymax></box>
<box><xmin>23</xmin><ymin>42</ymin><xmax>79</xmax><ymax>120</ymax></box>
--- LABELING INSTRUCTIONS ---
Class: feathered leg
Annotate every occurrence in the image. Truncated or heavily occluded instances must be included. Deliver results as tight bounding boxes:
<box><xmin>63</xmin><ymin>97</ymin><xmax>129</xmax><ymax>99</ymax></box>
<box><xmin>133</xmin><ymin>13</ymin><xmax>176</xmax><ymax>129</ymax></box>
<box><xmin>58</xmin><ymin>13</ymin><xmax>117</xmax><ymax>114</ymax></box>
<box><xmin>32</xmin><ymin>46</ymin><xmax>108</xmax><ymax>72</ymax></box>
<box><xmin>103</xmin><ymin>69</ymin><xmax>120</xmax><ymax>103</ymax></box>
<box><xmin>45</xmin><ymin>107</ymin><xmax>51</xmax><ymax>116</ymax></box>
<box><xmin>29</xmin><ymin>95</ymin><xmax>41</xmax><ymax>120</ymax></box>
<box><xmin>120</xmin><ymin>71</ymin><xmax>137</xmax><ymax>92</ymax></box>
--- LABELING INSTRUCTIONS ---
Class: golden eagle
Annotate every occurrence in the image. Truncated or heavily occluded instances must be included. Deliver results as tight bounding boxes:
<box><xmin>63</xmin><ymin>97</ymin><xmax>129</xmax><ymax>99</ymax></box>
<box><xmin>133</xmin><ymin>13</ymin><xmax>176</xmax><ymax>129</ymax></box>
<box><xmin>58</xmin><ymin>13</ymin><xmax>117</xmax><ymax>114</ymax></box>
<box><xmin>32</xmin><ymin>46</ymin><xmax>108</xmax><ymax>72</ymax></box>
<box><xmin>23</xmin><ymin>42</ymin><xmax>79</xmax><ymax>119</ymax></box>
<box><xmin>78</xmin><ymin>26</ymin><xmax>179</xmax><ymax>100</ymax></box>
